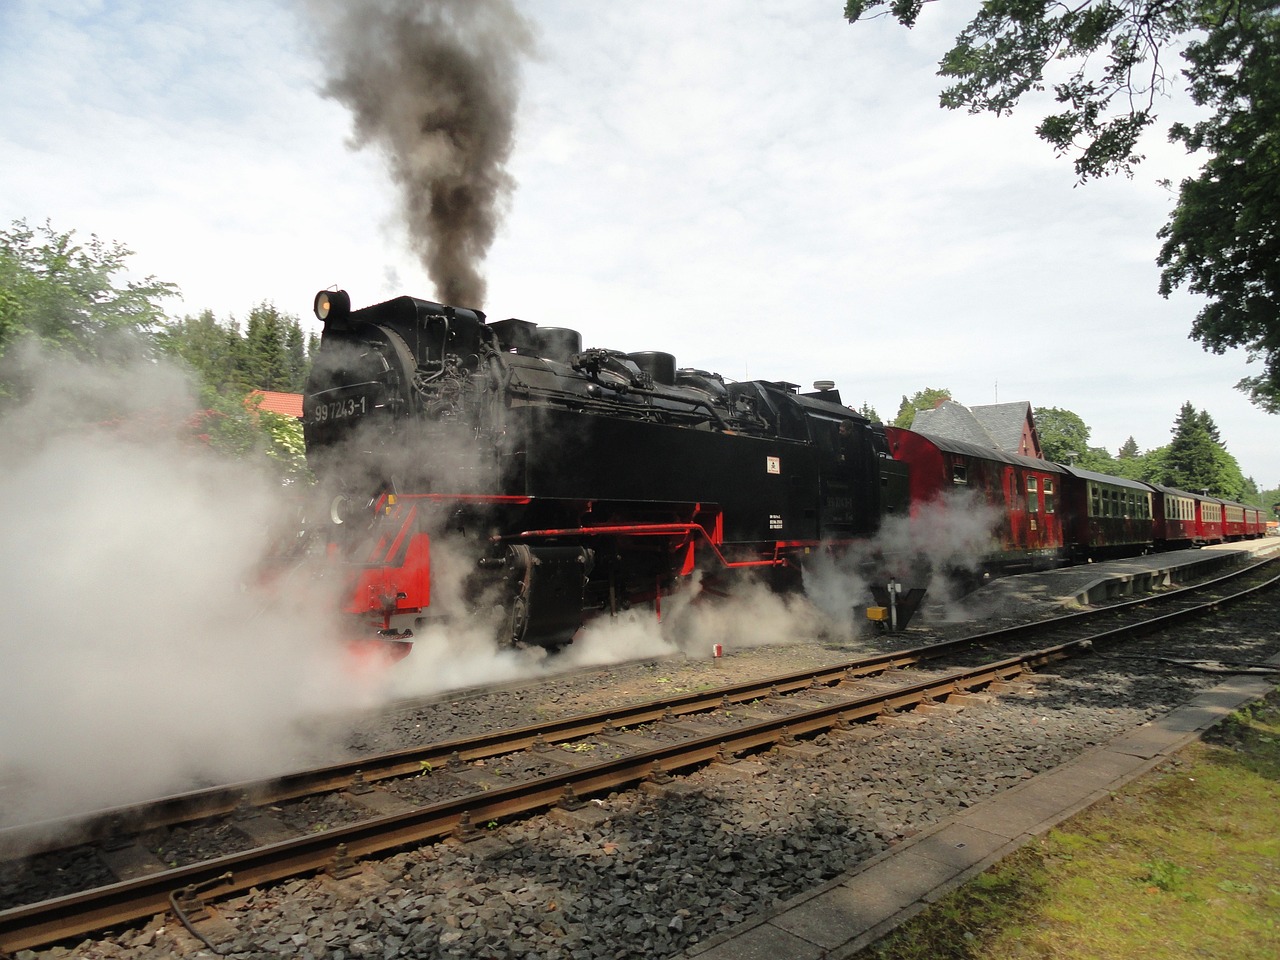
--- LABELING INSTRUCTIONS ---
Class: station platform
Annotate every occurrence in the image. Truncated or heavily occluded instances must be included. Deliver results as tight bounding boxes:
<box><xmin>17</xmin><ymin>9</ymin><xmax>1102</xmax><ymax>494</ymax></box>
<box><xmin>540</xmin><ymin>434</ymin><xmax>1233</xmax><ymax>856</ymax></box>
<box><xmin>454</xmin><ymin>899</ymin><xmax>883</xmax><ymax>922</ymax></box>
<box><xmin>680</xmin><ymin>539</ymin><xmax>1280</xmax><ymax>960</ymax></box>
<box><xmin>954</xmin><ymin>537</ymin><xmax>1280</xmax><ymax>622</ymax></box>
<box><xmin>682</xmin><ymin>653</ymin><xmax>1280</xmax><ymax>960</ymax></box>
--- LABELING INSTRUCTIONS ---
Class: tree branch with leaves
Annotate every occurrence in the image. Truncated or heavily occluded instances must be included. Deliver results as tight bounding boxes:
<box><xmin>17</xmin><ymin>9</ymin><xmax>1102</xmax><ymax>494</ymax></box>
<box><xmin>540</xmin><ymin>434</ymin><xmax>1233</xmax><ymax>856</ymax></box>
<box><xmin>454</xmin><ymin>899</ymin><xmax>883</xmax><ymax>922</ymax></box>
<box><xmin>845</xmin><ymin>1</ymin><xmax>1280</xmax><ymax>412</ymax></box>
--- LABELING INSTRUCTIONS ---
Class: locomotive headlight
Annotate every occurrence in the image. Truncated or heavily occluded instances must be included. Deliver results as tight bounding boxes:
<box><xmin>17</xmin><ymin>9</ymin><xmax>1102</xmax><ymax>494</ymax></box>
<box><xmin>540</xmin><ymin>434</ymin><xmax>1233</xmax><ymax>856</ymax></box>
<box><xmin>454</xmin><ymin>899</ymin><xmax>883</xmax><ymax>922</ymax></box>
<box><xmin>314</xmin><ymin>288</ymin><xmax>351</xmax><ymax>323</ymax></box>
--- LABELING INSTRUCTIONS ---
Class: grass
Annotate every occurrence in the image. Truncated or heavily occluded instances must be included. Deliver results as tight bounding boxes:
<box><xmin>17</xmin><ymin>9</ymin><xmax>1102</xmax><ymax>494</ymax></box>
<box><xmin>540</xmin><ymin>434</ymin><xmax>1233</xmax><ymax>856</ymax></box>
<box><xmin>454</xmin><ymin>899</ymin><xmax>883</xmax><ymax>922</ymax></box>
<box><xmin>858</xmin><ymin>685</ymin><xmax>1280</xmax><ymax>960</ymax></box>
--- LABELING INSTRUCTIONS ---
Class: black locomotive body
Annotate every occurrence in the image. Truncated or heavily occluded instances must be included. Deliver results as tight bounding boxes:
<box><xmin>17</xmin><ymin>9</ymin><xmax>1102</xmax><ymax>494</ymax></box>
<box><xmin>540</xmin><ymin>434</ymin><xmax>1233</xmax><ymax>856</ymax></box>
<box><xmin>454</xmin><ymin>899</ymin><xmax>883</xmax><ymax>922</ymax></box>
<box><xmin>302</xmin><ymin>291</ymin><xmax>908</xmax><ymax>651</ymax></box>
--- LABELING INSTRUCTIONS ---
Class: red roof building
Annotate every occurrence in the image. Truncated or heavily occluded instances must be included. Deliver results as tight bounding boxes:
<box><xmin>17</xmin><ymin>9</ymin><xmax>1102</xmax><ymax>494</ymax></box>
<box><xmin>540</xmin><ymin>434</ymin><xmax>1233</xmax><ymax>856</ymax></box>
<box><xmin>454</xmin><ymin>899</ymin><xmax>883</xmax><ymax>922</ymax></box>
<box><xmin>247</xmin><ymin>390</ymin><xmax>303</xmax><ymax>419</ymax></box>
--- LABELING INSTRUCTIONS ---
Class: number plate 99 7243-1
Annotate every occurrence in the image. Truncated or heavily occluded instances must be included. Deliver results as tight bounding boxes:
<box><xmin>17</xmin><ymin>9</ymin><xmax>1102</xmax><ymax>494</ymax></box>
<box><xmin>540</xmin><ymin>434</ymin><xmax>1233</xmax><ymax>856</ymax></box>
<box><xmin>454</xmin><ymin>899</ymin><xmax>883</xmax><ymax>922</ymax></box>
<box><xmin>309</xmin><ymin>395</ymin><xmax>368</xmax><ymax>425</ymax></box>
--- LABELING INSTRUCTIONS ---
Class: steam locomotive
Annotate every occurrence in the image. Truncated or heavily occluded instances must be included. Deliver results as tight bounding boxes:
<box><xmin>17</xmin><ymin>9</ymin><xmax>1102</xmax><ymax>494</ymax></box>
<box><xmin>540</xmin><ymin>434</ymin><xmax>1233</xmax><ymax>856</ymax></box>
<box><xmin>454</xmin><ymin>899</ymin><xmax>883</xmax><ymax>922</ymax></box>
<box><xmin>300</xmin><ymin>290</ymin><xmax>1266</xmax><ymax>657</ymax></box>
<box><xmin>301</xmin><ymin>290</ymin><xmax>909</xmax><ymax>654</ymax></box>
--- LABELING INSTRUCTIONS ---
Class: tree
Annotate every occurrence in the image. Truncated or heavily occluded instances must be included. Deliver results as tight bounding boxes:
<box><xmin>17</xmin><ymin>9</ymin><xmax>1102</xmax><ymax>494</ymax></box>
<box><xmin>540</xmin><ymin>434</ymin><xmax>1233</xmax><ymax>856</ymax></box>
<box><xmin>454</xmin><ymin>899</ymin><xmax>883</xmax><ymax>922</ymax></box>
<box><xmin>1157</xmin><ymin>399</ymin><xmax>1248</xmax><ymax>496</ymax></box>
<box><xmin>158</xmin><ymin>304</ymin><xmax>313</xmax><ymax>394</ymax></box>
<box><xmin>844</xmin><ymin>1</ymin><xmax>1196</xmax><ymax>179</ymax></box>
<box><xmin>1033</xmin><ymin>406</ymin><xmax>1091</xmax><ymax>463</ymax></box>
<box><xmin>155</xmin><ymin>310</ymin><xmax>246</xmax><ymax>389</ymax></box>
<box><xmin>1197</xmin><ymin>408</ymin><xmax>1223</xmax><ymax>445</ymax></box>
<box><xmin>156</xmin><ymin>305</ymin><xmax>315</xmax><ymax>480</ymax></box>
<box><xmin>0</xmin><ymin>219</ymin><xmax>176</xmax><ymax>365</ymax></box>
<box><xmin>1118</xmin><ymin>436</ymin><xmax>1140</xmax><ymax>459</ymax></box>
<box><xmin>1157</xmin><ymin>3</ymin><xmax>1280</xmax><ymax>412</ymax></box>
<box><xmin>893</xmin><ymin>387</ymin><xmax>951</xmax><ymax>427</ymax></box>
<box><xmin>244</xmin><ymin>303</ymin><xmax>289</xmax><ymax>391</ymax></box>
<box><xmin>1078</xmin><ymin>446</ymin><xmax>1121</xmax><ymax>473</ymax></box>
<box><xmin>854</xmin><ymin>400</ymin><xmax>881</xmax><ymax>422</ymax></box>
<box><xmin>844</xmin><ymin>2</ymin><xmax>1280</xmax><ymax>412</ymax></box>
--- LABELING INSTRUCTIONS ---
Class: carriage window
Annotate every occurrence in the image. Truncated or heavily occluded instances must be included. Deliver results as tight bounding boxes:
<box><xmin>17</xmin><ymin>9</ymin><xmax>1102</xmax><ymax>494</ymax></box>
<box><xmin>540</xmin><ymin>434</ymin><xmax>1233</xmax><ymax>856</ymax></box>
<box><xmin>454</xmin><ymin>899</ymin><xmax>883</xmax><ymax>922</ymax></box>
<box><xmin>951</xmin><ymin>463</ymin><xmax>967</xmax><ymax>485</ymax></box>
<box><xmin>1044</xmin><ymin>478</ymin><xmax>1055</xmax><ymax>514</ymax></box>
<box><xmin>1026</xmin><ymin>476</ymin><xmax>1038</xmax><ymax>512</ymax></box>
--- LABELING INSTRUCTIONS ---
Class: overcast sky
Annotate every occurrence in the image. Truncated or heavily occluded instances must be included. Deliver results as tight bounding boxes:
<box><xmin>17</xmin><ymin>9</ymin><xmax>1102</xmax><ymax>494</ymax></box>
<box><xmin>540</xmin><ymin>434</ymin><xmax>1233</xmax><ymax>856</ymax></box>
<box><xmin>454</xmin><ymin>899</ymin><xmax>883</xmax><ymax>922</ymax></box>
<box><xmin>2</xmin><ymin>1</ymin><xmax>1276</xmax><ymax>486</ymax></box>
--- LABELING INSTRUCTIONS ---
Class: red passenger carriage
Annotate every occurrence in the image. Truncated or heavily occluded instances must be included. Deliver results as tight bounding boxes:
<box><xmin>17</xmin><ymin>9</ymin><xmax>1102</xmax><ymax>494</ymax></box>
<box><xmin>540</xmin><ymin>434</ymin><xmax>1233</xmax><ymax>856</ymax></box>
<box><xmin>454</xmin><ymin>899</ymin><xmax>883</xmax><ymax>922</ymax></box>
<box><xmin>1197</xmin><ymin>496</ymin><xmax>1225</xmax><ymax>545</ymax></box>
<box><xmin>1057</xmin><ymin>466</ymin><xmax>1155</xmax><ymax>561</ymax></box>
<box><xmin>1244</xmin><ymin>506</ymin><xmax>1265</xmax><ymax>538</ymax></box>
<box><xmin>1147</xmin><ymin>483</ymin><xmax>1200</xmax><ymax>548</ymax></box>
<box><xmin>884</xmin><ymin>428</ymin><xmax>1066</xmax><ymax>571</ymax></box>
<box><xmin>1220</xmin><ymin>500</ymin><xmax>1256</xmax><ymax>541</ymax></box>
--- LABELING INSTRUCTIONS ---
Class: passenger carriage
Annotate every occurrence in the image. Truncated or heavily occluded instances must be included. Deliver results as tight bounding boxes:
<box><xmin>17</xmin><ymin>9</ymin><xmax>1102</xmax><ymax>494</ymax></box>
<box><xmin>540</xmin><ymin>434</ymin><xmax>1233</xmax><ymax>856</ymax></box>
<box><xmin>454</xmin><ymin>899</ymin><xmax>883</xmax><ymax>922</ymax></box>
<box><xmin>884</xmin><ymin>429</ymin><xmax>1067</xmax><ymax>571</ymax></box>
<box><xmin>1244</xmin><ymin>506</ymin><xmax>1265</xmax><ymax>538</ymax></box>
<box><xmin>1198</xmin><ymin>496</ymin><xmax>1225</xmax><ymax>545</ymax></box>
<box><xmin>1057</xmin><ymin>466</ymin><xmax>1155</xmax><ymax>561</ymax></box>
<box><xmin>1220</xmin><ymin>500</ymin><xmax>1254</xmax><ymax>541</ymax></box>
<box><xmin>1147</xmin><ymin>483</ymin><xmax>1219</xmax><ymax>548</ymax></box>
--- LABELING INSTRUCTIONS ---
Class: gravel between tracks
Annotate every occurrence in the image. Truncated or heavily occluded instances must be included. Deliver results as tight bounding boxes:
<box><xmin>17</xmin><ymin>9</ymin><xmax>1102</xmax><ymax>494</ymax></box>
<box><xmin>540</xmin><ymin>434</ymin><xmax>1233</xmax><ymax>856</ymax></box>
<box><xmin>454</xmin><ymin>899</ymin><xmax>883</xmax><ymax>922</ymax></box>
<box><xmin>19</xmin><ymin>589</ymin><xmax>1280</xmax><ymax>960</ymax></box>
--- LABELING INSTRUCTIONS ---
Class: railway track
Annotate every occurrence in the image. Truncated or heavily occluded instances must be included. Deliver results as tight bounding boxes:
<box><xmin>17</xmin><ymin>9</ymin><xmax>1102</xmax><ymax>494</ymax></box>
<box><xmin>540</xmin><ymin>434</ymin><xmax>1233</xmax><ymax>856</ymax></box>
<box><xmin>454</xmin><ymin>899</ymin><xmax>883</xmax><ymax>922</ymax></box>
<box><xmin>2</xmin><ymin>556</ymin><xmax>1278</xmax><ymax>952</ymax></box>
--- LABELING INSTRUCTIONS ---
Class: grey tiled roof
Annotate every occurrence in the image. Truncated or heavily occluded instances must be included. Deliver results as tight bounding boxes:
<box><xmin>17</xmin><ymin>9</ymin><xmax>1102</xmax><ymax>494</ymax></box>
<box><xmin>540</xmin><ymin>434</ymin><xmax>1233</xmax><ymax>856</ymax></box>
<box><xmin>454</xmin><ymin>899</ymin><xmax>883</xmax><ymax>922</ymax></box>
<box><xmin>970</xmin><ymin>402</ymin><xmax>1034</xmax><ymax>453</ymax></box>
<box><xmin>910</xmin><ymin>400</ymin><xmax>1038</xmax><ymax>456</ymax></box>
<box><xmin>908</xmin><ymin>401</ymin><xmax>998</xmax><ymax>447</ymax></box>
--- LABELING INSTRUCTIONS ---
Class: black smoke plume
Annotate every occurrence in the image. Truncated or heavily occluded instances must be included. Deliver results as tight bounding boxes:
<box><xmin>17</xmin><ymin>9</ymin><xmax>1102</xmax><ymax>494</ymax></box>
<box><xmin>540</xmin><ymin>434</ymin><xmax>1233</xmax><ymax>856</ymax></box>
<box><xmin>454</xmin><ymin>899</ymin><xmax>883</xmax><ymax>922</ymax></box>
<box><xmin>305</xmin><ymin>0</ymin><xmax>534</xmax><ymax>307</ymax></box>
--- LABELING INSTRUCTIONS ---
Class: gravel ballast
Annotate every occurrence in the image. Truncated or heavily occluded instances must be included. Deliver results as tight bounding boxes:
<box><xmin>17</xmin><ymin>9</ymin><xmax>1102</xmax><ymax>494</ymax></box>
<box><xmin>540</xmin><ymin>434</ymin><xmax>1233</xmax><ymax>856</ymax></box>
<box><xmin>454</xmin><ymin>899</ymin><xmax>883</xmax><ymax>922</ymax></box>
<box><xmin>15</xmin><ymin>585</ymin><xmax>1280</xmax><ymax>960</ymax></box>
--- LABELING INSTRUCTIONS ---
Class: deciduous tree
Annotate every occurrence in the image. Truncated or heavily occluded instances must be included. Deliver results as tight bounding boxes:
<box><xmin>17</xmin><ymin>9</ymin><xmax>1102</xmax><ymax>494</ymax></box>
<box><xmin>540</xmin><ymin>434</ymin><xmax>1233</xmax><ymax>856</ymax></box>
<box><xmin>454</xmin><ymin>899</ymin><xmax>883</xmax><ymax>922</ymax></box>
<box><xmin>893</xmin><ymin>387</ymin><xmax>952</xmax><ymax>427</ymax></box>
<box><xmin>844</xmin><ymin>2</ymin><xmax>1280</xmax><ymax>412</ymax></box>
<box><xmin>1157</xmin><ymin>3</ymin><xmax>1280</xmax><ymax>411</ymax></box>
<box><xmin>0</xmin><ymin>219</ymin><xmax>176</xmax><ymax>366</ymax></box>
<box><xmin>1033</xmin><ymin>406</ymin><xmax>1091</xmax><ymax>463</ymax></box>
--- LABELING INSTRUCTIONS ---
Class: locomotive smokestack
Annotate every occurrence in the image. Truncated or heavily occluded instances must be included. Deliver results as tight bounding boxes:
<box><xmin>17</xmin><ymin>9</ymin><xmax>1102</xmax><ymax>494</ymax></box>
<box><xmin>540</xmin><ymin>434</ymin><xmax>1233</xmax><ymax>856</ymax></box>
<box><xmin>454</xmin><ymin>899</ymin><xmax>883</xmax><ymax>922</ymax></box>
<box><xmin>304</xmin><ymin>0</ymin><xmax>534</xmax><ymax>308</ymax></box>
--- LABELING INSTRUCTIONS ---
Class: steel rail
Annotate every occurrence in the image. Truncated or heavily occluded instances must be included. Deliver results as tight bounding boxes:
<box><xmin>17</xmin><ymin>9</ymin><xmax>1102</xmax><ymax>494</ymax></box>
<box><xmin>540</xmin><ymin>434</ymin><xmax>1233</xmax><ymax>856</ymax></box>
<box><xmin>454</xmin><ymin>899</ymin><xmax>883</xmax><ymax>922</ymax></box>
<box><xmin>5</xmin><ymin>560</ymin><xmax>1279</xmax><ymax>951</ymax></box>
<box><xmin>0</xmin><ymin>654</ymin><xmax>1041</xmax><ymax>952</ymax></box>
<box><xmin>4</xmin><ymin>555</ymin><xmax>1277</xmax><ymax>862</ymax></box>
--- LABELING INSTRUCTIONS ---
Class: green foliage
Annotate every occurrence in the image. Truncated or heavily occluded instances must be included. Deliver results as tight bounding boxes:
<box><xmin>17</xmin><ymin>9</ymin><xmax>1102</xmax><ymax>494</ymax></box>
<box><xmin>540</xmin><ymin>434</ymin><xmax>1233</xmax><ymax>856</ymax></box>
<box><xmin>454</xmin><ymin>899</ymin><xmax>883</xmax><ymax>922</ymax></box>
<box><xmin>1077</xmin><ymin>446</ymin><xmax>1120</xmax><ymax>473</ymax></box>
<box><xmin>846</xmin><ymin>0</ymin><xmax>1194</xmax><ymax>180</ymax></box>
<box><xmin>855</xmin><ymin>400</ymin><xmax>882</xmax><ymax>422</ymax></box>
<box><xmin>1033</xmin><ymin>406</ymin><xmax>1090</xmax><ymax>463</ymax></box>
<box><xmin>0</xmin><ymin>217</ymin><xmax>313</xmax><ymax>483</ymax></box>
<box><xmin>155</xmin><ymin>309</ymin><xmax>245</xmax><ymax>388</ymax></box>
<box><xmin>156</xmin><ymin>306</ymin><xmax>315</xmax><ymax>481</ymax></box>
<box><xmin>1157</xmin><ymin>3</ymin><xmax>1280</xmax><ymax>412</ymax></box>
<box><xmin>1259</xmin><ymin>484</ymin><xmax>1280</xmax><ymax>516</ymax></box>
<box><xmin>1138</xmin><ymin>858</ymin><xmax>1192</xmax><ymax>893</ymax></box>
<box><xmin>1164</xmin><ymin>400</ymin><xmax>1221</xmax><ymax>493</ymax></box>
<box><xmin>893</xmin><ymin>387</ymin><xmax>951</xmax><ymax>427</ymax></box>
<box><xmin>186</xmin><ymin>386</ymin><xmax>312</xmax><ymax>485</ymax></box>
<box><xmin>159</xmin><ymin>303</ymin><xmax>312</xmax><ymax>394</ymax></box>
<box><xmin>1153</xmin><ymin>400</ymin><xmax>1248</xmax><ymax>498</ymax></box>
<box><xmin>0</xmin><ymin>219</ymin><xmax>177</xmax><ymax>366</ymax></box>
<box><xmin>1030</xmin><ymin>403</ymin><xmax>1248</xmax><ymax>497</ymax></box>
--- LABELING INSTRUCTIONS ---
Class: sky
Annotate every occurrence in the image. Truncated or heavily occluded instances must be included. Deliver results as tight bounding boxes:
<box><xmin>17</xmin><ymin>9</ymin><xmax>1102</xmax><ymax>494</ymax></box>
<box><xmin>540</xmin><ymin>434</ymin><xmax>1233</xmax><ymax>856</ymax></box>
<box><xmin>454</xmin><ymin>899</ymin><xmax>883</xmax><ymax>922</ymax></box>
<box><xmin>1</xmin><ymin>0</ymin><xmax>1276</xmax><ymax>486</ymax></box>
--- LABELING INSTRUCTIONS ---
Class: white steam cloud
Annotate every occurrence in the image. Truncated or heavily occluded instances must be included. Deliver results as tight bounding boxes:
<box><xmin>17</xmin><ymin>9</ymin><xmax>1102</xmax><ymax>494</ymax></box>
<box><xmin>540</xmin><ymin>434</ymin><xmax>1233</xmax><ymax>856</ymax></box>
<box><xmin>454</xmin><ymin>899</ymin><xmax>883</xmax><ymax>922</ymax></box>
<box><xmin>803</xmin><ymin>489</ymin><xmax>1006</xmax><ymax>626</ymax></box>
<box><xmin>0</xmin><ymin>346</ymin><xmax>366</xmax><ymax>828</ymax></box>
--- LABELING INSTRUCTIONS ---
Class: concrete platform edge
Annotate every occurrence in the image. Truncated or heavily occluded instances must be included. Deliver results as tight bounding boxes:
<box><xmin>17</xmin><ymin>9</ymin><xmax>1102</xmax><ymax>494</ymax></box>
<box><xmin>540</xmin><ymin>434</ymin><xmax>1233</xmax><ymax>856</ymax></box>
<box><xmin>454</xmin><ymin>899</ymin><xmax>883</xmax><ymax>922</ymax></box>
<box><xmin>682</xmin><ymin>649</ymin><xmax>1280</xmax><ymax>960</ymax></box>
